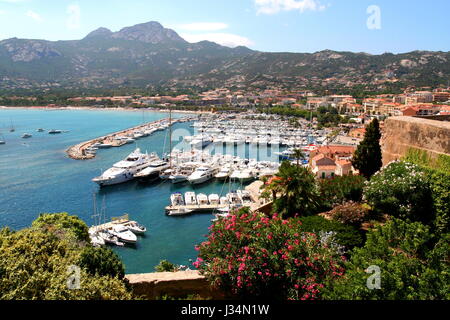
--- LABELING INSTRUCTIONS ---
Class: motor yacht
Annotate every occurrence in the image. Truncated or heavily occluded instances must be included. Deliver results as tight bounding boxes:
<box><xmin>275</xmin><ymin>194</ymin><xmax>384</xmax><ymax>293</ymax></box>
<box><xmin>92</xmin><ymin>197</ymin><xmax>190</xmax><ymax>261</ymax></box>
<box><xmin>215</xmin><ymin>166</ymin><xmax>232</xmax><ymax>180</ymax></box>
<box><xmin>98</xmin><ymin>230</ymin><xmax>124</xmax><ymax>246</ymax></box>
<box><xmin>134</xmin><ymin>159</ymin><xmax>170</xmax><ymax>182</ymax></box>
<box><xmin>167</xmin><ymin>208</ymin><xmax>194</xmax><ymax>216</ymax></box>
<box><xmin>92</xmin><ymin>148</ymin><xmax>158</xmax><ymax>187</ymax></box>
<box><xmin>187</xmin><ymin>166</ymin><xmax>218</xmax><ymax>185</ymax></box>
<box><xmin>21</xmin><ymin>133</ymin><xmax>32</xmax><ymax>139</ymax></box>
<box><xmin>109</xmin><ymin>224</ymin><xmax>137</xmax><ymax>244</ymax></box>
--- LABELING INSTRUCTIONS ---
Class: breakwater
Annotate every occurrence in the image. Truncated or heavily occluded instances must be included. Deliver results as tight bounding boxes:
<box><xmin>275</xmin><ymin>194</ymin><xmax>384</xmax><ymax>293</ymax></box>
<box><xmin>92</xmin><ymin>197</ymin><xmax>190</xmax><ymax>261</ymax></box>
<box><xmin>66</xmin><ymin>117</ymin><xmax>191</xmax><ymax>160</ymax></box>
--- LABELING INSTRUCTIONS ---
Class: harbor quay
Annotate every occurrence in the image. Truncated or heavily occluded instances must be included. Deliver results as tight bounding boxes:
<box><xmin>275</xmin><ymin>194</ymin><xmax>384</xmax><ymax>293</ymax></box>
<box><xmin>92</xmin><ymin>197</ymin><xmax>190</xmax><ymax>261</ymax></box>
<box><xmin>66</xmin><ymin>116</ymin><xmax>192</xmax><ymax>160</ymax></box>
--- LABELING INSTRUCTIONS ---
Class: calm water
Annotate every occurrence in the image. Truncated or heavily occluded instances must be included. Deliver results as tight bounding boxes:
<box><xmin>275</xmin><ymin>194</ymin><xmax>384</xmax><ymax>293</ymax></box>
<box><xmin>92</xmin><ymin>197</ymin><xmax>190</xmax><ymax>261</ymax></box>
<box><xmin>0</xmin><ymin>108</ymin><xmax>262</xmax><ymax>274</ymax></box>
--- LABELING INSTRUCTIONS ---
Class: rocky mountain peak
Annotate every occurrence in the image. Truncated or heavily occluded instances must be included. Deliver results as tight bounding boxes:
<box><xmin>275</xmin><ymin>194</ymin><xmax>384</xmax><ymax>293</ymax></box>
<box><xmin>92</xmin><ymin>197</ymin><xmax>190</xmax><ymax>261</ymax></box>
<box><xmin>111</xmin><ymin>21</ymin><xmax>187</xmax><ymax>44</ymax></box>
<box><xmin>84</xmin><ymin>27</ymin><xmax>113</xmax><ymax>39</ymax></box>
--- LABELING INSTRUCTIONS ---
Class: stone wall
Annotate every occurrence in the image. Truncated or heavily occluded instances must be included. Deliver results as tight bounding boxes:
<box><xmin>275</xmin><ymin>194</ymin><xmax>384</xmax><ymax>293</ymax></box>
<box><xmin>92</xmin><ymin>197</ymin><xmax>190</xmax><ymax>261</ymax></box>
<box><xmin>381</xmin><ymin>116</ymin><xmax>450</xmax><ymax>166</ymax></box>
<box><xmin>125</xmin><ymin>271</ymin><xmax>228</xmax><ymax>300</ymax></box>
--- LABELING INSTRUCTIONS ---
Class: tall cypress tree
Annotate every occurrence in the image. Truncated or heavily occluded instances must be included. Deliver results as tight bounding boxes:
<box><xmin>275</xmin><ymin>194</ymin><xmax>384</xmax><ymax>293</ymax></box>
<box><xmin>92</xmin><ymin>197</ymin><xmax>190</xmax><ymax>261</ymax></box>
<box><xmin>351</xmin><ymin>118</ymin><xmax>382</xmax><ymax>179</ymax></box>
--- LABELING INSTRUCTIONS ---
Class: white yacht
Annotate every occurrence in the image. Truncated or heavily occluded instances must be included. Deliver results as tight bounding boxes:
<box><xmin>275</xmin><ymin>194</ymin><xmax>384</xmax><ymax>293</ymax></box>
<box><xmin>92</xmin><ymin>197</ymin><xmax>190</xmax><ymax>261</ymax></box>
<box><xmin>196</xmin><ymin>193</ymin><xmax>209</xmax><ymax>205</ymax></box>
<box><xmin>215</xmin><ymin>166</ymin><xmax>232</xmax><ymax>180</ymax></box>
<box><xmin>187</xmin><ymin>166</ymin><xmax>218</xmax><ymax>185</ymax></box>
<box><xmin>185</xmin><ymin>192</ymin><xmax>197</xmax><ymax>205</ymax></box>
<box><xmin>109</xmin><ymin>224</ymin><xmax>137</xmax><ymax>244</ymax></box>
<box><xmin>170</xmin><ymin>192</ymin><xmax>185</xmax><ymax>206</ymax></box>
<box><xmin>134</xmin><ymin>159</ymin><xmax>170</xmax><ymax>182</ymax></box>
<box><xmin>123</xmin><ymin>221</ymin><xmax>146</xmax><ymax>235</ymax></box>
<box><xmin>208</xmin><ymin>194</ymin><xmax>220</xmax><ymax>205</ymax></box>
<box><xmin>98</xmin><ymin>230</ymin><xmax>124</xmax><ymax>246</ymax></box>
<box><xmin>169</xmin><ymin>163</ymin><xmax>198</xmax><ymax>184</ymax></box>
<box><xmin>92</xmin><ymin>148</ymin><xmax>157</xmax><ymax>187</ymax></box>
<box><xmin>159</xmin><ymin>168</ymin><xmax>174</xmax><ymax>180</ymax></box>
<box><xmin>21</xmin><ymin>133</ymin><xmax>32</xmax><ymax>139</ymax></box>
<box><xmin>167</xmin><ymin>208</ymin><xmax>194</xmax><ymax>216</ymax></box>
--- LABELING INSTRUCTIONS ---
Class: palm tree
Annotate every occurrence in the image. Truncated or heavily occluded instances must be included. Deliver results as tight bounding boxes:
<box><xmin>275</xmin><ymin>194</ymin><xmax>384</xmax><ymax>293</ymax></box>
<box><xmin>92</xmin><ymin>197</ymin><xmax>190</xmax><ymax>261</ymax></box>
<box><xmin>264</xmin><ymin>161</ymin><xmax>321</xmax><ymax>218</ymax></box>
<box><xmin>293</xmin><ymin>148</ymin><xmax>306</xmax><ymax>166</ymax></box>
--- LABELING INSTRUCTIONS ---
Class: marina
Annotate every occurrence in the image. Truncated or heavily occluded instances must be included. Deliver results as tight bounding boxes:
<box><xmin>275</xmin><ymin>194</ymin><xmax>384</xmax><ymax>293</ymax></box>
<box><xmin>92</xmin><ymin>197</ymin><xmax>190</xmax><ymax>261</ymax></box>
<box><xmin>0</xmin><ymin>108</ymin><xmax>329</xmax><ymax>274</ymax></box>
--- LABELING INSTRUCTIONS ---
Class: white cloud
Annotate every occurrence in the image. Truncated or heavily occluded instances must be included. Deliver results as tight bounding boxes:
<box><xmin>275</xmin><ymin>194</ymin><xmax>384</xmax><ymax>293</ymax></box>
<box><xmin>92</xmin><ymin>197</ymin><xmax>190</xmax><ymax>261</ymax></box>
<box><xmin>26</xmin><ymin>10</ymin><xmax>43</xmax><ymax>22</ymax></box>
<box><xmin>178</xmin><ymin>22</ymin><xmax>229</xmax><ymax>32</ymax></box>
<box><xmin>66</xmin><ymin>4</ymin><xmax>81</xmax><ymax>30</ymax></box>
<box><xmin>180</xmin><ymin>32</ymin><xmax>254</xmax><ymax>48</ymax></box>
<box><xmin>255</xmin><ymin>0</ymin><xmax>327</xmax><ymax>15</ymax></box>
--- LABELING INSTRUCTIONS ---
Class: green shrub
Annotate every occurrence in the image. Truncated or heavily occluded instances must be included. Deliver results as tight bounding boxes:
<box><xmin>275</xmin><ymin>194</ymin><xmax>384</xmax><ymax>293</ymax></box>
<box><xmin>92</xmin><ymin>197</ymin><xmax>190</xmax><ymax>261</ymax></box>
<box><xmin>78</xmin><ymin>246</ymin><xmax>125</xmax><ymax>279</ymax></box>
<box><xmin>298</xmin><ymin>215</ymin><xmax>365</xmax><ymax>250</ymax></box>
<box><xmin>328</xmin><ymin>202</ymin><xmax>370</xmax><ymax>227</ymax></box>
<box><xmin>154</xmin><ymin>260</ymin><xmax>177</xmax><ymax>272</ymax></box>
<box><xmin>32</xmin><ymin>212</ymin><xmax>90</xmax><ymax>242</ymax></box>
<box><xmin>318</xmin><ymin>175</ymin><xmax>366</xmax><ymax>210</ymax></box>
<box><xmin>322</xmin><ymin>218</ymin><xmax>450</xmax><ymax>300</ymax></box>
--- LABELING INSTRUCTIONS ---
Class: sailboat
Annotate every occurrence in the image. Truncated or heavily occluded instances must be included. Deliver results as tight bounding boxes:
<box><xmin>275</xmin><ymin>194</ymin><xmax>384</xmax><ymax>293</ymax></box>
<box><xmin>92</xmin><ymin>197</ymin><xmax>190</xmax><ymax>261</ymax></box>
<box><xmin>9</xmin><ymin>119</ymin><xmax>15</xmax><ymax>132</ymax></box>
<box><xmin>159</xmin><ymin>106</ymin><xmax>173</xmax><ymax>180</ymax></box>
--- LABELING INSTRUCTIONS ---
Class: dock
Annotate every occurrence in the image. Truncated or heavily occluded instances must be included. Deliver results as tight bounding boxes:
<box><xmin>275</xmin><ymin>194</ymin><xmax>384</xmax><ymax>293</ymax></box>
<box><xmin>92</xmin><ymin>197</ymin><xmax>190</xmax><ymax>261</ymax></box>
<box><xmin>165</xmin><ymin>203</ymin><xmax>229</xmax><ymax>214</ymax></box>
<box><xmin>66</xmin><ymin>117</ymin><xmax>192</xmax><ymax>160</ymax></box>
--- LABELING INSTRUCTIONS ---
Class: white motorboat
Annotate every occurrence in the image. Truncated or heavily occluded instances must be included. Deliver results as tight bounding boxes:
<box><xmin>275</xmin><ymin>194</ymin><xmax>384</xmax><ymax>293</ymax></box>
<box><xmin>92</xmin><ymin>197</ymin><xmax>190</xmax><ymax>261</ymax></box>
<box><xmin>170</xmin><ymin>192</ymin><xmax>185</xmax><ymax>206</ymax></box>
<box><xmin>89</xmin><ymin>230</ymin><xmax>105</xmax><ymax>247</ymax></box>
<box><xmin>96</xmin><ymin>143</ymin><xmax>113</xmax><ymax>149</ymax></box>
<box><xmin>219</xmin><ymin>196</ymin><xmax>228</xmax><ymax>205</ymax></box>
<box><xmin>109</xmin><ymin>224</ymin><xmax>137</xmax><ymax>244</ymax></box>
<box><xmin>167</xmin><ymin>208</ymin><xmax>194</xmax><ymax>216</ymax></box>
<box><xmin>187</xmin><ymin>166</ymin><xmax>217</xmax><ymax>185</ymax></box>
<box><xmin>196</xmin><ymin>193</ymin><xmax>209</xmax><ymax>205</ymax></box>
<box><xmin>237</xmin><ymin>190</ymin><xmax>253</xmax><ymax>205</ymax></box>
<box><xmin>159</xmin><ymin>168</ymin><xmax>174</xmax><ymax>180</ymax></box>
<box><xmin>169</xmin><ymin>163</ymin><xmax>198</xmax><ymax>184</ymax></box>
<box><xmin>184</xmin><ymin>192</ymin><xmax>197</xmax><ymax>205</ymax></box>
<box><xmin>215</xmin><ymin>166</ymin><xmax>232</xmax><ymax>180</ymax></box>
<box><xmin>208</xmin><ymin>194</ymin><xmax>220</xmax><ymax>205</ymax></box>
<box><xmin>134</xmin><ymin>160</ymin><xmax>170</xmax><ymax>182</ymax></box>
<box><xmin>21</xmin><ymin>133</ymin><xmax>32</xmax><ymax>139</ymax></box>
<box><xmin>98</xmin><ymin>230</ymin><xmax>124</xmax><ymax>246</ymax></box>
<box><xmin>123</xmin><ymin>221</ymin><xmax>147</xmax><ymax>235</ymax></box>
<box><xmin>48</xmin><ymin>129</ymin><xmax>62</xmax><ymax>134</ymax></box>
<box><xmin>92</xmin><ymin>148</ymin><xmax>158</xmax><ymax>187</ymax></box>
<box><xmin>36</xmin><ymin>128</ymin><xmax>45</xmax><ymax>132</ymax></box>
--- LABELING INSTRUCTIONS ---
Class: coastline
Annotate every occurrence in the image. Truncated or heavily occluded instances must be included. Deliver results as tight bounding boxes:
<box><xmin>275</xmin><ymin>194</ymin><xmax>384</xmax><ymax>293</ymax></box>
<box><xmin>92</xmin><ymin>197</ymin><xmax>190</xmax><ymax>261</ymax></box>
<box><xmin>0</xmin><ymin>105</ymin><xmax>209</xmax><ymax>115</ymax></box>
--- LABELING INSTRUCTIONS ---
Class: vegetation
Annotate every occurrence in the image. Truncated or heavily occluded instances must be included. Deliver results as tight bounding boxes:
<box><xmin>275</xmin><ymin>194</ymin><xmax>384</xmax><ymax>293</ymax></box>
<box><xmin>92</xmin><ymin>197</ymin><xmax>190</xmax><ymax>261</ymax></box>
<box><xmin>298</xmin><ymin>216</ymin><xmax>365</xmax><ymax>250</ymax></box>
<box><xmin>351</xmin><ymin>118</ymin><xmax>382</xmax><ymax>179</ymax></box>
<box><xmin>323</xmin><ymin>218</ymin><xmax>449</xmax><ymax>300</ymax></box>
<box><xmin>0</xmin><ymin>213</ymin><xmax>133</xmax><ymax>300</ymax></box>
<box><xmin>154</xmin><ymin>260</ymin><xmax>178</xmax><ymax>272</ymax></box>
<box><xmin>318</xmin><ymin>175</ymin><xmax>366</xmax><ymax>211</ymax></box>
<box><xmin>262</xmin><ymin>161</ymin><xmax>321</xmax><ymax>218</ymax></box>
<box><xmin>363</xmin><ymin>161</ymin><xmax>434</xmax><ymax>225</ymax></box>
<box><xmin>328</xmin><ymin>202</ymin><xmax>370</xmax><ymax>228</ymax></box>
<box><xmin>194</xmin><ymin>208</ymin><xmax>346</xmax><ymax>300</ymax></box>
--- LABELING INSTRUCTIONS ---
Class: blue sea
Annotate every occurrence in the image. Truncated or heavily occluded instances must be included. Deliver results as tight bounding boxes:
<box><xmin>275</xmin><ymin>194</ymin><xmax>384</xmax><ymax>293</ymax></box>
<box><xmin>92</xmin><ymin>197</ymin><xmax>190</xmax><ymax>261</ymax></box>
<box><xmin>0</xmin><ymin>108</ymin><xmax>275</xmax><ymax>274</ymax></box>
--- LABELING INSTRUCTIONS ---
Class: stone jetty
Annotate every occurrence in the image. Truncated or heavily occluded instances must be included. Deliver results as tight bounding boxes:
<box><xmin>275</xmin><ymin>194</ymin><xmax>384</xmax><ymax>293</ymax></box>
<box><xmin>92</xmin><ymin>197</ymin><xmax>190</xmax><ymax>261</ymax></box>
<box><xmin>66</xmin><ymin>117</ymin><xmax>191</xmax><ymax>160</ymax></box>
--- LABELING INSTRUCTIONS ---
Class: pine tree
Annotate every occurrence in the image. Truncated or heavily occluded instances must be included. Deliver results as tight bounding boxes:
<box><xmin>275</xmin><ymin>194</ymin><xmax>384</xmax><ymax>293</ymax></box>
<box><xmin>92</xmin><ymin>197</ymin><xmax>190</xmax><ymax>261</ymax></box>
<box><xmin>351</xmin><ymin>118</ymin><xmax>382</xmax><ymax>179</ymax></box>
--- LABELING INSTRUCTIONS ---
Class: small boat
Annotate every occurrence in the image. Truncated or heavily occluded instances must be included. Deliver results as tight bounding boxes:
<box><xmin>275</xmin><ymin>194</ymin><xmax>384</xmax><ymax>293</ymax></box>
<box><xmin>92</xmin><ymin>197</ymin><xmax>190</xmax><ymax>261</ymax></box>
<box><xmin>96</xmin><ymin>143</ymin><xmax>113</xmax><ymax>149</ymax></box>
<box><xmin>36</xmin><ymin>128</ymin><xmax>45</xmax><ymax>132</ymax></box>
<box><xmin>109</xmin><ymin>224</ymin><xmax>137</xmax><ymax>244</ymax></box>
<box><xmin>170</xmin><ymin>192</ymin><xmax>185</xmax><ymax>206</ymax></box>
<box><xmin>184</xmin><ymin>192</ymin><xmax>197</xmax><ymax>205</ymax></box>
<box><xmin>196</xmin><ymin>193</ymin><xmax>209</xmax><ymax>205</ymax></box>
<box><xmin>167</xmin><ymin>208</ymin><xmax>194</xmax><ymax>216</ymax></box>
<box><xmin>21</xmin><ymin>133</ymin><xmax>32</xmax><ymax>139</ymax></box>
<box><xmin>98</xmin><ymin>230</ymin><xmax>125</xmax><ymax>246</ymax></box>
<box><xmin>208</xmin><ymin>194</ymin><xmax>220</xmax><ymax>205</ymax></box>
<box><xmin>89</xmin><ymin>230</ymin><xmax>106</xmax><ymax>247</ymax></box>
<box><xmin>48</xmin><ymin>129</ymin><xmax>62</xmax><ymax>134</ymax></box>
<box><xmin>215</xmin><ymin>166</ymin><xmax>232</xmax><ymax>180</ymax></box>
<box><xmin>123</xmin><ymin>221</ymin><xmax>147</xmax><ymax>235</ymax></box>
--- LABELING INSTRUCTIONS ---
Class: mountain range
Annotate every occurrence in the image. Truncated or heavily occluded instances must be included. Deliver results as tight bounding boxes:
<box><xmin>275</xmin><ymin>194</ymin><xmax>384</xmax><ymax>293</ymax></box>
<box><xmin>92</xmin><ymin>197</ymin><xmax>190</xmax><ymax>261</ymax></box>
<box><xmin>0</xmin><ymin>21</ymin><xmax>449</xmax><ymax>93</ymax></box>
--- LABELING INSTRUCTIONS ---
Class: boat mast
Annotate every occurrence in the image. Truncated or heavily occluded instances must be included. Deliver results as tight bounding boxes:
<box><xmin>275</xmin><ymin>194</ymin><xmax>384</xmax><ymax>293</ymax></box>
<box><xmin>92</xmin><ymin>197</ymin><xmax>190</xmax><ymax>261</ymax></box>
<box><xmin>169</xmin><ymin>105</ymin><xmax>172</xmax><ymax>168</ymax></box>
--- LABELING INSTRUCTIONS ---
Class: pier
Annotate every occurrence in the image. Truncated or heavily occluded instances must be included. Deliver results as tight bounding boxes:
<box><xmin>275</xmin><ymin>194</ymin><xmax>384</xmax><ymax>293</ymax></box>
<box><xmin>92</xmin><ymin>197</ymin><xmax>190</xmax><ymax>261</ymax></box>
<box><xmin>66</xmin><ymin>117</ymin><xmax>191</xmax><ymax>160</ymax></box>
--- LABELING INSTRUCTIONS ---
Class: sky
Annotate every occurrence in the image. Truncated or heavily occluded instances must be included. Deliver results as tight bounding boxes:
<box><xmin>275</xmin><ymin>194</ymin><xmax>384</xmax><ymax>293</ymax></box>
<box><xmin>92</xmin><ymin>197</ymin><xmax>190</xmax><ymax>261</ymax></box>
<box><xmin>0</xmin><ymin>0</ymin><xmax>449</xmax><ymax>54</ymax></box>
